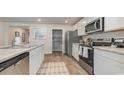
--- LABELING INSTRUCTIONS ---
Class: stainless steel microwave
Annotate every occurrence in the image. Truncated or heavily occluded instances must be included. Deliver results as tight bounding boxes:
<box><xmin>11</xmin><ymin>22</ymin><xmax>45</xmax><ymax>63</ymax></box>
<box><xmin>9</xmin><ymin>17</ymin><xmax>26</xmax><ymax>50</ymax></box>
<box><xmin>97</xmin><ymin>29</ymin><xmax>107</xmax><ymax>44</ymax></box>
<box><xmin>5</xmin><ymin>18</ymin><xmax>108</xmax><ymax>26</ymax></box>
<box><xmin>85</xmin><ymin>17</ymin><xmax>104</xmax><ymax>34</ymax></box>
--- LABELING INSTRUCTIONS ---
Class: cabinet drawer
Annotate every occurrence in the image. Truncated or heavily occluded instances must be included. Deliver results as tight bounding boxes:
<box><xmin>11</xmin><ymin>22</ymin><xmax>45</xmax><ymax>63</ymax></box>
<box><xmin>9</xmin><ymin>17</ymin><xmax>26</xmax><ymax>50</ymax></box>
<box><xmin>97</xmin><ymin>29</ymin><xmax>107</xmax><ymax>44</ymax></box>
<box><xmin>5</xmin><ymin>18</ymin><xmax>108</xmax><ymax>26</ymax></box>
<box><xmin>94</xmin><ymin>49</ymin><xmax>124</xmax><ymax>64</ymax></box>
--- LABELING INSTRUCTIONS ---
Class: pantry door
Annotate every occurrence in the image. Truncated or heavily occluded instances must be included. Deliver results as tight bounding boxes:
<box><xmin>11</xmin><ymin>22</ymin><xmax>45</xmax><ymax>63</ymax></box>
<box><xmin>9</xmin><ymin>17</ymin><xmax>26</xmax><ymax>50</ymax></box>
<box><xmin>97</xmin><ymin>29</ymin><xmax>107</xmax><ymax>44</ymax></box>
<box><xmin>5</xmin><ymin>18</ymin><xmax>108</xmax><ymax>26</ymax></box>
<box><xmin>52</xmin><ymin>29</ymin><xmax>62</xmax><ymax>52</ymax></box>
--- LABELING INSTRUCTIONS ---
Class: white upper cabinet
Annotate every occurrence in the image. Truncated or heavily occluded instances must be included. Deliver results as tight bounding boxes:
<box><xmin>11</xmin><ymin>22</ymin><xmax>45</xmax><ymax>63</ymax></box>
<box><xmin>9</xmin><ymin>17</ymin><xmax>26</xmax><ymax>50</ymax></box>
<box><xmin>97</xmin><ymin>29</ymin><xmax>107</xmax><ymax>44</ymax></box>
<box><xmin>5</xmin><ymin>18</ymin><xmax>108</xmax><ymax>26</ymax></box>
<box><xmin>105</xmin><ymin>17</ymin><xmax>124</xmax><ymax>31</ymax></box>
<box><xmin>77</xmin><ymin>18</ymin><xmax>87</xmax><ymax>36</ymax></box>
<box><xmin>73</xmin><ymin>22</ymin><xmax>78</xmax><ymax>31</ymax></box>
<box><xmin>74</xmin><ymin>17</ymin><xmax>124</xmax><ymax>34</ymax></box>
<box><xmin>85</xmin><ymin>17</ymin><xmax>99</xmax><ymax>23</ymax></box>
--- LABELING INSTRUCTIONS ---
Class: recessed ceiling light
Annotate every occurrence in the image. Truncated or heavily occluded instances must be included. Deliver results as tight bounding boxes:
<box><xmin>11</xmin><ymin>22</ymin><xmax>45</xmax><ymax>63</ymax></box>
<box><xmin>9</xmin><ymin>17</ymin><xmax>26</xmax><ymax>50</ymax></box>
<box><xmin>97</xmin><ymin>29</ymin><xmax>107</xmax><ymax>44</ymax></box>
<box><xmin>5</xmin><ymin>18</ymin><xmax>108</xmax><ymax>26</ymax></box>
<box><xmin>65</xmin><ymin>20</ymin><xmax>68</xmax><ymax>23</ymax></box>
<box><xmin>37</xmin><ymin>19</ymin><xmax>41</xmax><ymax>22</ymax></box>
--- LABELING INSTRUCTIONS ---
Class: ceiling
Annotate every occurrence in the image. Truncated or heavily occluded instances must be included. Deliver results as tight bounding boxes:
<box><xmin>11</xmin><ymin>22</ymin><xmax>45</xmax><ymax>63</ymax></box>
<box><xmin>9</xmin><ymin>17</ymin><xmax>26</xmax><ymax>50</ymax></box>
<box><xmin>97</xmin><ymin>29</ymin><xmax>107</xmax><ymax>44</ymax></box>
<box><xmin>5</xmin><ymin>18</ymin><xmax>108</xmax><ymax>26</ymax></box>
<box><xmin>0</xmin><ymin>17</ymin><xmax>82</xmax><ymax>25</ymax></box>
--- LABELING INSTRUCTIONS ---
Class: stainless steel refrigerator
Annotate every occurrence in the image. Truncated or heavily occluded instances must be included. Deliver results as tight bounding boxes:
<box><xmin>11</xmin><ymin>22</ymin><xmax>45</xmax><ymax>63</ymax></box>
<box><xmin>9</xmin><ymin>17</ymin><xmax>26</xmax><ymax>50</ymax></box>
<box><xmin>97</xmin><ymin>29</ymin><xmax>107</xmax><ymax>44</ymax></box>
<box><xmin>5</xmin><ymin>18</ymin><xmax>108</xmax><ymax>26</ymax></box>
<box><xmin>65</xmin><ymin>31</ymin><xmax>79</xmax><ymax>56</ymax></box>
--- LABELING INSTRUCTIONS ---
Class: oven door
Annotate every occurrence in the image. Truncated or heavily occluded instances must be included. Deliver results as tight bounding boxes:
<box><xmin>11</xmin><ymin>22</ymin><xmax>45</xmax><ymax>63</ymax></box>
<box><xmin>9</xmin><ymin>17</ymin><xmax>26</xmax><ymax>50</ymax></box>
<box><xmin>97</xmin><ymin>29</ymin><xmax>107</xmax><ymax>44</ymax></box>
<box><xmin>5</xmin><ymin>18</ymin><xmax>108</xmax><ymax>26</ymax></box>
<box><xmin>82</xmin><ymin>47</ymin><xmax>93</xmax><ymax>66</ymax></box>
<box><xmin>79</xmin><ymin>47</ymin><xmax>93</xmax><ymax>74</ymax></box>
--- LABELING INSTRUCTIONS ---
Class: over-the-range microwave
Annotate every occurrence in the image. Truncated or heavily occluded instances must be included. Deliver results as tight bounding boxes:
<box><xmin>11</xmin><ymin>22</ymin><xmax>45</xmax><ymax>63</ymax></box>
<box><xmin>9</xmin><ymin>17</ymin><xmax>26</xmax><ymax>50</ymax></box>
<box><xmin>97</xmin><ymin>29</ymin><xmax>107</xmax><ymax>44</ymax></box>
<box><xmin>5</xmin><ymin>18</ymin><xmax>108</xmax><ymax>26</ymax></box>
<box><xmin>85</xmin><ymin>17</ymin><xmax>104</xmax><ymax>34</ymax></box>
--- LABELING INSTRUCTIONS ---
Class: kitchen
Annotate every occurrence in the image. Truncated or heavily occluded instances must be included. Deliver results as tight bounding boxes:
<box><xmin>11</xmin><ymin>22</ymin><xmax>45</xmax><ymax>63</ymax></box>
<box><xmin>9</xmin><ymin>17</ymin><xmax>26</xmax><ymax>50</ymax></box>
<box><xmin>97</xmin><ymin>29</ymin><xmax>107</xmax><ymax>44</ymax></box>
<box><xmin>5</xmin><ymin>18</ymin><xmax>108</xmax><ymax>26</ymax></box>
<box><xmin>0</xmin><ymin>17</ymin><xmax>124</xmax><ymax>75</ymax></box>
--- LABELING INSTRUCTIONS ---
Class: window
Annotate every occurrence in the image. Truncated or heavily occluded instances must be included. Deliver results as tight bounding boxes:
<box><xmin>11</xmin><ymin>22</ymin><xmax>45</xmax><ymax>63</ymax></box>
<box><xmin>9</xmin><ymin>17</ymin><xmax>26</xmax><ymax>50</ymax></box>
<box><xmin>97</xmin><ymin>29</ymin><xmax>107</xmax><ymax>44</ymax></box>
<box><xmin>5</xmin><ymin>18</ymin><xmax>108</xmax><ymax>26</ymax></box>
<box><xmin>32</xmin><ymin>28</ymin><xmax>47</xmax><ymax>40</ymax></box>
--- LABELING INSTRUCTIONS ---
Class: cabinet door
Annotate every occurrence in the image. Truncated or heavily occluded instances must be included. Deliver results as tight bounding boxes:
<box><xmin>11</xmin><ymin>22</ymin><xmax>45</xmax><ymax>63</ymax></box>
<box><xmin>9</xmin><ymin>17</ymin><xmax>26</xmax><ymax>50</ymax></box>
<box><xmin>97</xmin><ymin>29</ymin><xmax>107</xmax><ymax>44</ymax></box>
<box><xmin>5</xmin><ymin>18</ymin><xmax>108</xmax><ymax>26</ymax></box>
<box><xmin>85</xmin><ymin>17</ymin><xmax>98</xmax><ymax>23</ymax></box>
<box><xmin>74</xmin><ymin>44</ymin><xmax>76</xmax><ymax>59</ymax></box>
<box><xmin>75</xmin><ymin>44</ymin><xmax>79</xmax><ymax>61</ymax></box>
<box><xmin>94</xmin><ymin>54</ymin><xmax>124</xmax><ymax>75</ymax></box>
<box><xmin>30</xmin><ymin>54</ymin><xmax>39</xmax><ymax>74</ymax></box>
<box><xmin>94</xmin><ymin>49</ymin><xmax>124</xmax><ymax>75</ymax></box>
<box><xmin>72</xmin><ymin>44</ymin><xmax>79</xmax><ymax>61</ymax></box>
<box><xmin>29</xmin><ymin>46</ymin><xmax>43</xmax><ymax>75</ymax></box>
<box><xmin>77</xmin><ymin>19</ymin><xmax>86</xmax><ymax>36</ymax></box>
<box><xmin>105</xmin><ymin>17</ymin><xmax>124</xmax><ymax>31</ymax></box>
<box><xmin>73</xmin><ymin>23</ymin><xmax>78</xmax><ymax>30</ymax></box>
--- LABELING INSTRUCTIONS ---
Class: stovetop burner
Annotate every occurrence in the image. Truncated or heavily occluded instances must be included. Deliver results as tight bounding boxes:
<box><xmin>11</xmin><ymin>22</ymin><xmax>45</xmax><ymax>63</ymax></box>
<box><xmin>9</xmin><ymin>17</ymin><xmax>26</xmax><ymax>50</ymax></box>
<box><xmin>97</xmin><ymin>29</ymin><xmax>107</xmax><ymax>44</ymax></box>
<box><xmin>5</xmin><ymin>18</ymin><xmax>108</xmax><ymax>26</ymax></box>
<box><xmin>80</xmin><ymin>38</ymin><xmax>112</xmax><ymax>48</ymax></box>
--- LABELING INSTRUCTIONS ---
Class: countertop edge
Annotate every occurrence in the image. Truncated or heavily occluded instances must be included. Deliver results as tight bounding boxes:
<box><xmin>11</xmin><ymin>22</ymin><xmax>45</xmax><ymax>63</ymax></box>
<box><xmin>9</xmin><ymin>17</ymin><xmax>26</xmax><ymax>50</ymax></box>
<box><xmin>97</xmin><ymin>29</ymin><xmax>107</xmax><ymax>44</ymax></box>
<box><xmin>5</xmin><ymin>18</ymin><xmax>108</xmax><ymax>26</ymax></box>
<box><xmin>93</xmin><ymin>47</ymin><xmax>124</xmax><ymax>55</ymax></box>
<box><xmin>0</xmin><ymin>44</ymin><xmax>44</xmax><ymax>63</ymax></box>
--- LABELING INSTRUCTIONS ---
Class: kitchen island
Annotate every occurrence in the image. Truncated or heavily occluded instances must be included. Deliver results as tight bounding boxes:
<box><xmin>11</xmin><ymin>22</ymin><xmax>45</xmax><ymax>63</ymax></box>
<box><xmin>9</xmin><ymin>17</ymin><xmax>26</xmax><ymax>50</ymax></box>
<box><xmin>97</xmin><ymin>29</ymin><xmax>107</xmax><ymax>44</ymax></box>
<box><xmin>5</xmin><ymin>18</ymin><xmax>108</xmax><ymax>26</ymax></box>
<box><xmin>0</xmin><ymin>44</ymin><xmax>44</xmax><ymax>75</ymax></box>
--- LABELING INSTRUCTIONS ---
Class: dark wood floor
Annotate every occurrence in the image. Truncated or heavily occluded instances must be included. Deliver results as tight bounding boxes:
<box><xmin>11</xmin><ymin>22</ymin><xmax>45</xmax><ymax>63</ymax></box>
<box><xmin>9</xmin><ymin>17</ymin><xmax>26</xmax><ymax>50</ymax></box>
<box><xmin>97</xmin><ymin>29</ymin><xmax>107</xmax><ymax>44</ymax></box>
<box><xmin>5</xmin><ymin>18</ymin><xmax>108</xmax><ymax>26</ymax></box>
<box><xmin>37</xmin><ymin>52</ymin><xmax>88</xmax><ymax>75</ymax></box>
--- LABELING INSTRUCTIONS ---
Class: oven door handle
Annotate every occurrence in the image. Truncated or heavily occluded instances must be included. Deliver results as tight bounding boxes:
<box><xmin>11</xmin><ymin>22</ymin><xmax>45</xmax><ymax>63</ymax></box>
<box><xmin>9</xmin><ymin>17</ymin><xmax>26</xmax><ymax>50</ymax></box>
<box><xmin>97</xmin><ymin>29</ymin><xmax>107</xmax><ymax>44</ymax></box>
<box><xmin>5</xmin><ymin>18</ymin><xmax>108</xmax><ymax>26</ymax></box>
<box><xmin>94</xmin><ymin>21</ymin><xmax>97</xmax><ymax>30</ymax></box>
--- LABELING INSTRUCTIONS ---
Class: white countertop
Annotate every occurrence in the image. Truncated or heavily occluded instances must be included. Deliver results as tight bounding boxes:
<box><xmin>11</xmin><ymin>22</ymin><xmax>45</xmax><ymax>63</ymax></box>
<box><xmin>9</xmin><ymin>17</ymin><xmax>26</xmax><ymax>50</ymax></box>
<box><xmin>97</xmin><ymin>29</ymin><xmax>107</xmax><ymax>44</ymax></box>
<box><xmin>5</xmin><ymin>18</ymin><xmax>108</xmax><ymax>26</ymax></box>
<box><xmin>94</xmin><ymin>46</ymin><xmax>124</xmax><ymax>55</ymax></box>
<box><xmin>0</xmin><ymin>44</ymin><xmax>44</xmax><ymax>63</ymax></box>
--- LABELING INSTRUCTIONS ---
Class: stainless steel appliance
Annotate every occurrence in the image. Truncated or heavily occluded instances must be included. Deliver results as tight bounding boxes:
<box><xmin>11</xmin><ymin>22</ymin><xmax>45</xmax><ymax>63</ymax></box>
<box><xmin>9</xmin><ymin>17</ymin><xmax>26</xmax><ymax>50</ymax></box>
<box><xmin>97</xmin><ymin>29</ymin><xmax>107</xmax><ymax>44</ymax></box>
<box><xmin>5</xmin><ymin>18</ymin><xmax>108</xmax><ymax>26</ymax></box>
<box><xmin>79</xmin><ymin>46</ymin><xmax>93</xmax><ymax>75</ymax></box>
<box><xmin>0</xmin><ymin>52</ymin><xmax>29</xmax><ymax>74</ymax></box>
<box><xmin>111</xmin><ymin>38</ymin><xmax>124</xmax><ymax>48</ymax></box>
<box><xmin>85</xmin><ymin>17</ymin><xmax>104</xmax><ymax>34</ymax></box>
<box><xmin>65</xmin><ymin>31</ymin><xmax>79</xmax><ymax>56</ymax></box>
<box><xmin>79</xmin><ymin>38</ymin><xmax>112</xmax><ymax>75</ymax></box>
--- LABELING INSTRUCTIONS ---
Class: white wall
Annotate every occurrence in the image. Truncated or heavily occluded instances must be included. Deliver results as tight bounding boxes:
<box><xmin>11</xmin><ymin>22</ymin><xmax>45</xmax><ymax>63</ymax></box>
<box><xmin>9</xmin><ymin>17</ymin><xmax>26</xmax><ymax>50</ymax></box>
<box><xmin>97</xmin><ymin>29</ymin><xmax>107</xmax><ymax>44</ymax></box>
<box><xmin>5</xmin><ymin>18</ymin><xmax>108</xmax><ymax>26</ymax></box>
<box><xmin>9</xmin><ymin>23</ymin><xmax>73</xmax><ymax>54</ymax></box>
<box><xmin>30</xmin><ymin>24</ymin><xmax>73</xmax><ymax>54</ymax></box>
<box><xmin>0</xmin><ymin>21</ymin><xmax>9</xmax><ymax>46</ymax></box>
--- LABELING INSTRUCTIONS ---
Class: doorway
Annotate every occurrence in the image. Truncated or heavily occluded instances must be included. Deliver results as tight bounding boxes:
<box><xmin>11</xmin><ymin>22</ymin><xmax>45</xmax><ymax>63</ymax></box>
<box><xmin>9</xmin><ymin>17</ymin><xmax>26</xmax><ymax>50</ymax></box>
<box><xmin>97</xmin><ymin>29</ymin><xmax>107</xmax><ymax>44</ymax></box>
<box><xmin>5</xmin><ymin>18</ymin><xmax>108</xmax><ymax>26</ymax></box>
<box><xmin>52</xmin><ymin>29</ymin><xmax>63</xmax><ymax>53</ymax></box>
<box><xmin>9</xmin><ymin>26</ymin><xmax>30</xmax><ymax>44</ymax></box>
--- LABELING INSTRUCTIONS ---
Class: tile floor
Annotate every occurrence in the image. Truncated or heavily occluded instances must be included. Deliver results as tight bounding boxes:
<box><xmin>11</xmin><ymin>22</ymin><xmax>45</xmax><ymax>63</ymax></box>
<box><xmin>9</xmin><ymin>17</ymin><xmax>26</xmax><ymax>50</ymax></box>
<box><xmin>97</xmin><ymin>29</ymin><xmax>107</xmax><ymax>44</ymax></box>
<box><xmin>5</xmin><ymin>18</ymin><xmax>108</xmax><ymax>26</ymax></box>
<box><xmin>37</xmin><ymin>62</ymin><xmax>69</xmax><ymax>75</ymax></box>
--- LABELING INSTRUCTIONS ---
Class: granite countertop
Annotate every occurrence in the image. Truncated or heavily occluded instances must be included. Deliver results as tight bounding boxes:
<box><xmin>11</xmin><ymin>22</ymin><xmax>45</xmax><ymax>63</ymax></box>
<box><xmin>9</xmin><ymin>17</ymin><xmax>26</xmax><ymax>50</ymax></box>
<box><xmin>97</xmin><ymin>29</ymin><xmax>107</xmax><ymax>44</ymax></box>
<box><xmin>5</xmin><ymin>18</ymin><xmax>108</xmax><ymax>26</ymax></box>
<box><xmin>93</xmin><ymin>46</ymin><xmax>124</xmax><ymax>55</ymax></box>
<box><xmin>0</xmin><ymin>44</ymin><xmax>44</xmax><ymax>63</ymax></box>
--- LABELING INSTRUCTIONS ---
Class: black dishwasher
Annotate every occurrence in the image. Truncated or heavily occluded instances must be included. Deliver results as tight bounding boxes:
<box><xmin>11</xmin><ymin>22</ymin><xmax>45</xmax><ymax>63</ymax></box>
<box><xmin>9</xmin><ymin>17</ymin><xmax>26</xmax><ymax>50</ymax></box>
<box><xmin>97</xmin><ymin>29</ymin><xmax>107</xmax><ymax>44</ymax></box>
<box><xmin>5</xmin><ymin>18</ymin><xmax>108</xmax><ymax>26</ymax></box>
<box><xmin>0</xmin><ymin>52</ymin><xmax>29</xmax><ymax>72</ymax></box>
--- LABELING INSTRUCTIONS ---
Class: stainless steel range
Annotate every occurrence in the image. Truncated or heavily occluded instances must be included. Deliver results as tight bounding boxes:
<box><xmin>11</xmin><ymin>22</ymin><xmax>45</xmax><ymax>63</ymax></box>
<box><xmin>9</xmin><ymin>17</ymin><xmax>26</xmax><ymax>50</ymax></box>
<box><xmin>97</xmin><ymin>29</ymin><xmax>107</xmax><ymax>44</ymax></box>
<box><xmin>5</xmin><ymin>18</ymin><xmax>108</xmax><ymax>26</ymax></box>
<box><xmin>79</xmin><ymin>38</ymin><xmax>112</xmax><ymax>75</ymax></box>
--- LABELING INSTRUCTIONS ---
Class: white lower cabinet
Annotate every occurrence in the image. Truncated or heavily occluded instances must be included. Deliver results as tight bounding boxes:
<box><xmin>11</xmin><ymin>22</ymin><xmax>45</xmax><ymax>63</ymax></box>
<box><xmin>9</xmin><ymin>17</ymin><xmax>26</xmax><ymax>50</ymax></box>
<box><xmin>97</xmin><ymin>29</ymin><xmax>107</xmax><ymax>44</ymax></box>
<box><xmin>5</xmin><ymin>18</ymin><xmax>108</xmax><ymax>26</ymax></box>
<box><xmin>72</xmin><ymin>43</ymin><xmax>79</xmax><ymax>61</ymax></box>
<box><xmin>94</xmin><ymin>49</ymin><xmax>124</xmax><ymax>75</ymax></box>
<box><xmin>29</xmin><ymin>46</ymin><xmax>44</xmax><ymax>75</ymax></box>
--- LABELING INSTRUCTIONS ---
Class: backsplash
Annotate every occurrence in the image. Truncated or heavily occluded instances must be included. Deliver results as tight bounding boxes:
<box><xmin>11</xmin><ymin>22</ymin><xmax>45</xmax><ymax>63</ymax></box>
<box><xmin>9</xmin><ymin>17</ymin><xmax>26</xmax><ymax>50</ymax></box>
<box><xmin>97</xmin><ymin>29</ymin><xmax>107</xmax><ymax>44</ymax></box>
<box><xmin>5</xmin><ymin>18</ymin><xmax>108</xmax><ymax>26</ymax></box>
<box><xmin>80</xmin><ymin>30</ymin><xmax>124</xmax><ymax>42</ymax></box>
